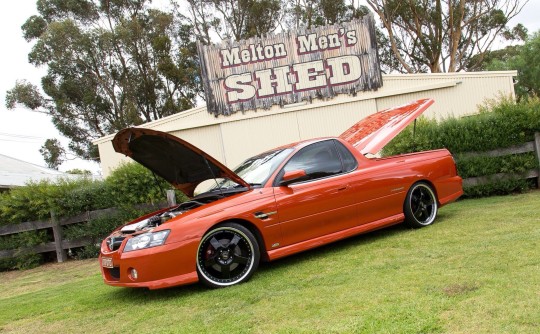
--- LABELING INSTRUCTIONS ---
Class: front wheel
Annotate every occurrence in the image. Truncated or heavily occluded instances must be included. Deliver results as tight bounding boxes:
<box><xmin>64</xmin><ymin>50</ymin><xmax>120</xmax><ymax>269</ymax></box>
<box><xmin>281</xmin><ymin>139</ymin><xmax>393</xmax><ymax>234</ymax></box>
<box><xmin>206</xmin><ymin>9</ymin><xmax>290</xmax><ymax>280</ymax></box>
<box><xmin>404</xmin><ymin>182</ymin><xmax>438</xmax><ymax>228</ymax></box>
<box><xmin>196</xmin><ymin>223</ymin><xmax>260</xmax><ymax>288</ymax></box>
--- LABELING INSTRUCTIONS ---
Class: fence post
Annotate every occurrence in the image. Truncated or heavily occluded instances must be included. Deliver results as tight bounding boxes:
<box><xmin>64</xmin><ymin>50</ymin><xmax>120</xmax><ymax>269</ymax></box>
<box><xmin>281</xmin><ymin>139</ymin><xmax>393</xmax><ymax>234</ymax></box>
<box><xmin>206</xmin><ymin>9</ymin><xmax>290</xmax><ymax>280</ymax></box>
<box><xmin>534</xmin><ymin>133</ymin><xmax>540</xmax><ymax>189</ymax></box>
<box><xmin>166</xmin><ymin>190</ymin><xmax>177</xmax><ymax>206</ymax></box>
<box><xmin>50</xmin><ymin>210</ymin><xmax>67</xmax><ymax>263</ymax></box>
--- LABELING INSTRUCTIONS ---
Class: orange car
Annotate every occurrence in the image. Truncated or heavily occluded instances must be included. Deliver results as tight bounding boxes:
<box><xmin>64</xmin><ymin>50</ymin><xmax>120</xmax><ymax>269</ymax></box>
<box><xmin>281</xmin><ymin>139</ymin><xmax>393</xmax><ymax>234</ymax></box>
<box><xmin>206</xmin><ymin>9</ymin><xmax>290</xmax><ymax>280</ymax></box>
<box><xmin>99</xmin><ymin>99</ymin><xmax>462</xmax><ymax>289</ymax></box>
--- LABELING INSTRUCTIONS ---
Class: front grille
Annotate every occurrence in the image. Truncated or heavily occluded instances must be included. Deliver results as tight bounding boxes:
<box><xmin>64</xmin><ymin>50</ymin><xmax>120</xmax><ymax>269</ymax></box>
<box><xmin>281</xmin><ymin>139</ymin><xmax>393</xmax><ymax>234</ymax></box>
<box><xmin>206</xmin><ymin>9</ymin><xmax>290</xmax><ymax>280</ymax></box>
<box><xmin>108</xmin><ymin>267</ymin><xmax>120</xmax><ymax>280</ymax></box>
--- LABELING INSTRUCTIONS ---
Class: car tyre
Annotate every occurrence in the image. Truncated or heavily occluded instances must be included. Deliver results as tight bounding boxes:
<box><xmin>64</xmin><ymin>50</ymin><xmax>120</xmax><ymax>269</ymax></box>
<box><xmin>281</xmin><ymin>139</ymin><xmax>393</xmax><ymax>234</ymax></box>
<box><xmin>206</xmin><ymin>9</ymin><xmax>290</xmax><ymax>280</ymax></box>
<box><xmin>196</xmin><ymin>222</ymin><xmax>260</xmax><ymax>288</ymax></box>
<box><xmin>404</xmin><ymin>182</ymin><xmax>438</xmax><ymax>228</ymax></box>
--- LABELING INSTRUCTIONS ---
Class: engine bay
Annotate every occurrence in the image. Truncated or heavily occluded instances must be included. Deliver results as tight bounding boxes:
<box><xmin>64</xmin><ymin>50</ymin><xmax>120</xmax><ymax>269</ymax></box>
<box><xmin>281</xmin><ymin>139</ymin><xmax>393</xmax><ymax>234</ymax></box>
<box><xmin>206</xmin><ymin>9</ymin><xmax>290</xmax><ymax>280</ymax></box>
<box><xmin>105</xmin><ymin>195</ymin><xmax>226</xmax><ymax>251</ymax></box>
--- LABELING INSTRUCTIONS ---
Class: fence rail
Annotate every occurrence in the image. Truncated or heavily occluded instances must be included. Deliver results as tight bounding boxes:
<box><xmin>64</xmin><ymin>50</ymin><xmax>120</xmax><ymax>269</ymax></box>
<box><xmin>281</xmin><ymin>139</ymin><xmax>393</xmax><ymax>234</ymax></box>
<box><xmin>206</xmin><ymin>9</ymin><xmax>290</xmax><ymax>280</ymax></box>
<box><xmin>461</xmin><ymin>133</ymin><xmax>540</xmax><ymax>187</ymax></box>
<box><xmin>1</xmin><ymin>135</ymin><xmax>539</xmax><ymax>263</ymax></box>
<box><xmin>0</xmin><ymin>203</ymin><xmax>168</xmax><ymax>262</ymax></box>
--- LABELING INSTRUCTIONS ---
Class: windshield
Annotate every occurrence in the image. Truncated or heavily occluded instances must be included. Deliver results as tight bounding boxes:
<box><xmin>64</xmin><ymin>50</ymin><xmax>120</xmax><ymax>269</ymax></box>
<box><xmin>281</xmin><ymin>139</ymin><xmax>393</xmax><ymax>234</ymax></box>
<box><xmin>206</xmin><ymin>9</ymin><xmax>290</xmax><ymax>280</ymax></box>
<box><xmin>196</xmin><ymin>148</ymin><xmax>293</xmax><ymax>194</ymax></box>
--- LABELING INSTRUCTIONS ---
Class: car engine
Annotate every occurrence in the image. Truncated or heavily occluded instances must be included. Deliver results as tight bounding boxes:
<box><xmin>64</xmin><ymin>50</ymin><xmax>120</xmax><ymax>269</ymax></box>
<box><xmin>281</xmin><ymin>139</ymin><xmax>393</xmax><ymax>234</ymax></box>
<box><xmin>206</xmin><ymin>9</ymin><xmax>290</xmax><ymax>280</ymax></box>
<box><xmin>105</xmin><ymin>197</ymin><xmax>221</xmax><ymax>251</ymax></box>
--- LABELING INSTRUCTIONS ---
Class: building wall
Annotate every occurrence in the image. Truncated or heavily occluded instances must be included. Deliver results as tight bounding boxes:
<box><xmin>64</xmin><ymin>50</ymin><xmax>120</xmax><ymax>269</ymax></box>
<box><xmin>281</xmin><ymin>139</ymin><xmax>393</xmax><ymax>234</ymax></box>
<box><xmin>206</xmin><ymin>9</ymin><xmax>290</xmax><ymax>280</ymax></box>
<box><xmin>94</xmin><ymin>71</ymin><xmax>516</xmax><ymax>176</ymax></box>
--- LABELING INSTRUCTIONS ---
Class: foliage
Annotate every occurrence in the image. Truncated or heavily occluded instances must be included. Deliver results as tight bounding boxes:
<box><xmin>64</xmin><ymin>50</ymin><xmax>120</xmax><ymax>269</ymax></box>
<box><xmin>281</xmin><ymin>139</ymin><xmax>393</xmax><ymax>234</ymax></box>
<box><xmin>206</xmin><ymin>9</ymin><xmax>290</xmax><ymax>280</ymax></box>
<box><xmin>0</xmin><ymin>162</ymin><xmax>181</xmax><ymax>270</ymax></box>
<box><xmin>0</xmin><ymin>178</ymin><xmax>104</xmax><ymax>225</ymax></box>
<box><xmin>365</xmin><ymin>0</ymin><xmax>528</xmax><ymax>73</ymax></box>
<box><xmin>105</xmin><ymin>162</ymin><xmax>184</xmax><ymax>207</ymax></box>
<box><xmin>283</xmin><ymin>0</ymin><xmax>369</xmax><ymax>30</ymax></box>
<box><xmin>64</xmin><ymin>209</ymin><xmax>147</xmax><ymax>260</ymax></box>
<box><xmin>66</xmin><ymin>168</ymin><xmax>92</xmax><ymax>175</ymax></box>
<box><xmin>0</xmin><ymin>231</ymin><xmax>48</xmax><ymax>270</ymax></box>
<box><xmin>382</xmin><ymin>97</ymin><xmax>540</xmax><ymax>197</ymax></box>
<box><xmin>0</xmin><ymin>192</ymin><xmax>539</xmax><ymax>332</ymax></box>
<box><xmin>39</xmin><ymin>138</ymin><xmax>65</xmax><ymax>169</ymax></box>
<box><xmin>383</xmin><ymin>97</ymin><xmax>540</xmax><ymax>155</ymax></box>
<box><xmin>183</xmin><ymin>0</ymin><xmax>283</xmax><ymax>43</ymax></box>
<box><xmin>464</xmin><ymin>179</ymin><xmax>533</xmax><ymax>198</ymax></box>
<box><xmin>485</xmin><ymin>31</ymin><xmax>540</xmax><ymax>100</ymax></box>
<box><xmin>456</xmin><ymin>153</ymin><xmax>537</xmax><ymax>179</ymax></box>
<box><xmin>469</xmin><ymin>45</ymin><xmax>522</xmax><ymax>71</ymax></box>
<box><xmin>6</xmin><ymin>0</ymin><xmax>201</xmax><ymax>161</ymax></box>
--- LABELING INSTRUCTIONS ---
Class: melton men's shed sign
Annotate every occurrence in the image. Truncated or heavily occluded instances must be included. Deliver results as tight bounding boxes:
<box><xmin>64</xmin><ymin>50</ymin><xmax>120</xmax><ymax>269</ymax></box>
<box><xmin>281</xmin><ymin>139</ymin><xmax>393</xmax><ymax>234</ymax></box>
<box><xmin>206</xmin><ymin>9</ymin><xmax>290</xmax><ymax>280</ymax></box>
<box><xmin>197</xmin><ymin>15</ymin><xmax>382</xmax><ymax>116</ymax></box>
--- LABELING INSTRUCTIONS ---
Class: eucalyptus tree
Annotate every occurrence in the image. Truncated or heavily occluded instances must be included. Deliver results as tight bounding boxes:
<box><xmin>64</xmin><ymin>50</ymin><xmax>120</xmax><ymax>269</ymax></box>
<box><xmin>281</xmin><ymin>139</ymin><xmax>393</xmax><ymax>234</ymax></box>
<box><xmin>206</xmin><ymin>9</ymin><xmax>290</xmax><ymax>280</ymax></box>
<box><xmin>6</xmin><ymin>0</ymin><xmax>201</xmax><ymax>162</ymax></box>
<box><xmin>365</xmin><ymin>0</ymin><xmax>528</xmax><ymax>73</ymax></box>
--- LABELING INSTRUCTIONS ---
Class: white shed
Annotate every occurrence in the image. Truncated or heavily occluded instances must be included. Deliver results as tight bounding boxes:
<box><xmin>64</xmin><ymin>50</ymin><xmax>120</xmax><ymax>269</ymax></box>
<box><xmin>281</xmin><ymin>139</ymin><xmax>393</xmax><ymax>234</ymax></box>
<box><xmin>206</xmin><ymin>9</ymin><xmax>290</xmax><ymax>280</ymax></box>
<box><xmin>94</xmin><ymin>71</ymin><xmax>516</xmax><ymax>176</ymax></box>
<box><xmin>0</xmin><ymin>154</ymin><xmax>81</xmax><ymax>191</ymax></box>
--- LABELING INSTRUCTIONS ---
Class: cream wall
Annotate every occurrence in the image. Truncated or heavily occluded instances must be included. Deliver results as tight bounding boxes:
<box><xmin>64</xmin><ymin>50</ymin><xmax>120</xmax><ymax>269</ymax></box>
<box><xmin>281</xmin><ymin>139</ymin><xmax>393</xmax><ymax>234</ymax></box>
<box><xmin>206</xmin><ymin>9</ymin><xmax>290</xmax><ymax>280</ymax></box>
<box><xmin>94</xmin><ymin>71</ymin><xmax>516</xmax><ymax>176</ymax></box>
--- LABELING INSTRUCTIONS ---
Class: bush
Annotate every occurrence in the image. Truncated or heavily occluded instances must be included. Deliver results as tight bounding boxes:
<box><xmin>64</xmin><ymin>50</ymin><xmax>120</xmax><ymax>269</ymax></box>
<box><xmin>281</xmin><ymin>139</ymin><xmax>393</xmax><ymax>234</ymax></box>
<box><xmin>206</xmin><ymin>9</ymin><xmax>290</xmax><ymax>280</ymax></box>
<box><xmin>0</xmin><ymin>162</ymin><xmax>184</xmax><ymax>270</ymax></box>
<box><xmin>0</xmin><ymin>230</ymin><xmax>48</xmax><ymax>270</ymax></box>
<box><xmin>104</xmin><ymin>162</ymin><xmax>181</xmax><ymax>207</ymax></box>
<box><xmin>382</xmin><ymin>97</ymin><xmax>540</xmax><ymax>197</ymax></box>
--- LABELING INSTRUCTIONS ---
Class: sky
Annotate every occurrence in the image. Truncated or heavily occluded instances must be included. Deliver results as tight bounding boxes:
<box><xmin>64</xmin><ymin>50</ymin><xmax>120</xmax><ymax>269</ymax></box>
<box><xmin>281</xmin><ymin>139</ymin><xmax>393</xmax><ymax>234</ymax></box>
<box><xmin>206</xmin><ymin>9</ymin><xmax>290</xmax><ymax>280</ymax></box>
<box><xmin>0</xmin><ymin>0</ymin><xmax>539</xmax><ymax>175</ymax></box>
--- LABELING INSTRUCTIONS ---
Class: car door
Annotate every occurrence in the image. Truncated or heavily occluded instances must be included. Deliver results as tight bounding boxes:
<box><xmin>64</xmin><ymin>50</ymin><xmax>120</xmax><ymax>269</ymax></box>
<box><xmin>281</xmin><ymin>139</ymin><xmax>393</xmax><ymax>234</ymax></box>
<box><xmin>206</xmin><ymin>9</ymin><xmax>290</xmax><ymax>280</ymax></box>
<box><xmin>273</xmin><ymin>139</ymin><xmax>359</xmax><ymax>247</ymax></box>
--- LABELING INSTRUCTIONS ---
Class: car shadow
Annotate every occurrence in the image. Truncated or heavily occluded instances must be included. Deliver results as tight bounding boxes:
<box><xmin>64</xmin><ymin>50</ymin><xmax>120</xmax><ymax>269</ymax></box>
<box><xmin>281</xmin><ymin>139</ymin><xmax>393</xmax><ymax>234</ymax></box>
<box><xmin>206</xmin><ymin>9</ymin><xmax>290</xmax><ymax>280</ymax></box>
<box><xmin>103</xmin><ymin>210</ymin><xmax>457</xmax><ymax>300</ymax></box>
<box><xmin>257</xmin><ymin>209</ymin><xmax>456</xmax><ymax>275</ymax></box>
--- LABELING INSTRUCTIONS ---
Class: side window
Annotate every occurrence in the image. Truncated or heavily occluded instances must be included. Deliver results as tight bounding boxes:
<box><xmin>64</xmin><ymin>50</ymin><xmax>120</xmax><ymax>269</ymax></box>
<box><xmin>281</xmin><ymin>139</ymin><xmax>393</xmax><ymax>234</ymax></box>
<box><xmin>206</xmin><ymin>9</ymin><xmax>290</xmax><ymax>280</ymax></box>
<box><xmin>334</xmin><ymin>140</ymin><xmax>358</xmax><ymax>172</ymax></box>
<box><xmin>280</xmin><ymin>140</ymin><xmax>342</xmax><ymax>182</ymax></box>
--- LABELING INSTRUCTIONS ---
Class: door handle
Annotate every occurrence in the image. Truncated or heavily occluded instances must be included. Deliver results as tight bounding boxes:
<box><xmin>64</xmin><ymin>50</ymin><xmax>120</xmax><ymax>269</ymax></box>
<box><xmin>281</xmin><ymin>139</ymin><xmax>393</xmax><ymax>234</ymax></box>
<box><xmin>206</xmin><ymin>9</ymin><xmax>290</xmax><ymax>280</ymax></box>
<box><xmin>337</xmin><ymin>185</ymin><xmax>349</xmax><ymax>191</ymax></box>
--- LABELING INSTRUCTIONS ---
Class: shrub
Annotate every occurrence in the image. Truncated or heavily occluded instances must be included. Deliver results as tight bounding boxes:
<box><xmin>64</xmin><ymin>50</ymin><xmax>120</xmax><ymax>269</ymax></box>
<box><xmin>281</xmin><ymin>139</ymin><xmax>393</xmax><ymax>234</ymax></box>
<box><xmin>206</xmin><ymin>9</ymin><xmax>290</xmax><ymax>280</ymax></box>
<box><xmin>0</xmin><ymin>162</ymin><xmax>184</xmax><ymax>270</ymax></box>
<box><xmin>382</xmin><ymin>97</ymin><xmax>540</xmax><ymax>197</ymax></box>
<box><xmin>104</xmin><ymin>162</ymin><xmax>172</xmax><ymax>207</ymax></box>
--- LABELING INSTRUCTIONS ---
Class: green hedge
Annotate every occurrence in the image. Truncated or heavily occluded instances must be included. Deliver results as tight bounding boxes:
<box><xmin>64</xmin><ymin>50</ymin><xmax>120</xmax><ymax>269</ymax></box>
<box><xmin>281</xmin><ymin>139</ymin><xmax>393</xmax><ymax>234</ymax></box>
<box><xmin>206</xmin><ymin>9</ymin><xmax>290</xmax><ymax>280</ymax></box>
<box><xmin>382</xmin><ymin>97</ymin><xmax>540</xmax><ymax>197</ymax></box>
<box><xmin>0</xmin><ymin>162</ymin><xmax>183</xmax><ymax>270</ymax></box>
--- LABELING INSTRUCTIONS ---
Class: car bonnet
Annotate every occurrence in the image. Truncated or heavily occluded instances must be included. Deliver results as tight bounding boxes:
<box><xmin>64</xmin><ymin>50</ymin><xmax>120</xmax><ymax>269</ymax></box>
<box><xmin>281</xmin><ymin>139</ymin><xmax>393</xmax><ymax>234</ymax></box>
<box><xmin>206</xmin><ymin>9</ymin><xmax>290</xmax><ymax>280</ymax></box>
<box><xmin>112</xmin><ymin>128</ymin><xmax>250</xmax><ymax>197</ymax></box>
<box><xmin>339</xmin><ymin>98</ymin><xmax>434</xmax><ymax>155</ymax></box>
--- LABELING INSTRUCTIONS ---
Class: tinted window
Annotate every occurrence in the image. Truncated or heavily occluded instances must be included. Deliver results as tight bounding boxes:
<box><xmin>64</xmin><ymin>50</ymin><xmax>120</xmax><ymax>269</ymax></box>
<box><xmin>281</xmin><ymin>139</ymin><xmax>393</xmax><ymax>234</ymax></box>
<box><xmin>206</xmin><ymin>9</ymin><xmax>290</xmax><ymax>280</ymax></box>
<box><xmin>279</xmin><ymin>140</ymin><xmax>342</xmax><ymax>183</ymax></box>
<box><xmin>334</xmin><ymin>140</ymin><xmax>358</xmax><ymax>172</ymax></box>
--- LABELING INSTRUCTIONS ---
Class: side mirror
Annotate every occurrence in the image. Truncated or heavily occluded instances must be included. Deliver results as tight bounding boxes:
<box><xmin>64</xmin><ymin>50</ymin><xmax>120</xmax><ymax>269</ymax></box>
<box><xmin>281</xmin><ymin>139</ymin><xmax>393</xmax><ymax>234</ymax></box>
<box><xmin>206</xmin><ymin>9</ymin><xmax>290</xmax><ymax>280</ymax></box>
<box><xmin>279</xmin><ymin>169</ymin><xmax>307</xmax><ymax>186</ymax></box>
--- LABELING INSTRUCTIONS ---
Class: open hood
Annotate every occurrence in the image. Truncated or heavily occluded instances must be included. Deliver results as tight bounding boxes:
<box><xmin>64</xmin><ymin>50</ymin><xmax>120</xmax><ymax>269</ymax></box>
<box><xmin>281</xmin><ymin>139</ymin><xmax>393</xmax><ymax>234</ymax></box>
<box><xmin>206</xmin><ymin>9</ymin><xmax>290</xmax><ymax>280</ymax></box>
<box><xmin>339</xmin><ymin>99</ymin><xmax>434</xmax><ymax>155</ymax></box>
<box><xmin>112</xmin><ymin>128</ymin><xmax>250</xmax><ymax>197</ymax></box>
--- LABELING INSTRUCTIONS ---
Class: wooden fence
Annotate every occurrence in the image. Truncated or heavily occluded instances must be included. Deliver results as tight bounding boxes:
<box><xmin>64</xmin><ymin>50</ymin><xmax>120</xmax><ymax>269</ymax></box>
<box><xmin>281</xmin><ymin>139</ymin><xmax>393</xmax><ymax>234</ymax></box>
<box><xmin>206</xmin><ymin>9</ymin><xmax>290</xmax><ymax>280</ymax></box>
<box><xmin>0</xmin><ymin>203</ymin><xmax>167</xmax><ymax>262</ymax></box>
<box><xmin>1</xmin><ymin>135</ymin><xmax>539</xmax><ymax>263</ymax></box>
<box><xmin>461</xmin><ymin>132</ymin><xmax>540</xmax><ymax>187</ymax></box>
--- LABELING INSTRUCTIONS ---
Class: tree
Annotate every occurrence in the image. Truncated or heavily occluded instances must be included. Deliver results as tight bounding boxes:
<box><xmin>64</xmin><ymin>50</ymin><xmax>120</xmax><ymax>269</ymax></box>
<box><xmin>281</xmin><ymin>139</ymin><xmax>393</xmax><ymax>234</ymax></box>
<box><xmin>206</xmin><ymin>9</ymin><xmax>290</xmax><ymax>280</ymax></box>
<box><xmin>365</xmin><ymin>0</ymin><xmax>528</xmax><ymax>73</ymax></box>
<box><xmin>6</xmin><ymin>0</ymin><xmax>201</xmax><ymax>161</ymax></box>
<box><xmin>484</xmin><ymin>31</ymin><xmax>540</xmax><ymax>99</ymax></box>
<box><xmin>39</xmin><ymin>138</ymin><xmax>65</xmax><ymax>170</ymax></box>
<box><xmin>66</xmin><ymin>168</ymin><xmax>93</xmax><ymax>175</ymax></box>
<box><xmin>284</xmin><ymin>0</ymin><xmax>370</xmax><ymax>30</ymax></box>
<box><xmin>182</xmin><ymin>0</ymin><xmax>283</xmax><ymax>44</ymax></box>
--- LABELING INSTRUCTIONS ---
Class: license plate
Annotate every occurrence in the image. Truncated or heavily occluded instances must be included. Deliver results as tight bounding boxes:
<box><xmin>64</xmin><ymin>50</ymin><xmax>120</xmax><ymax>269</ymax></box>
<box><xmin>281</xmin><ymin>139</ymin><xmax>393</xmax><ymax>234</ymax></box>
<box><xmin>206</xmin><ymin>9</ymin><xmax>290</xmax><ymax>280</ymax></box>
<box><xmin>101</xmin><ymin>257</ymin><xmax>113</xmax><ymax>268</ymax></box>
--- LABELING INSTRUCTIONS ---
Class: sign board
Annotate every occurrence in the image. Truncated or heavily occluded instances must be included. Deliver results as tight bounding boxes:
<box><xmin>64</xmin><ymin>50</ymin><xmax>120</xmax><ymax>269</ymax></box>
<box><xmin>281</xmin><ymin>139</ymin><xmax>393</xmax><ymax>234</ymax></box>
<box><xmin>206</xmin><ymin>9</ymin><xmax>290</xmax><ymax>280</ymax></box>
<box><xmin>197</xmin><ymin>15</ymin><xmax>382</xmax><ymax>116</ymax></box>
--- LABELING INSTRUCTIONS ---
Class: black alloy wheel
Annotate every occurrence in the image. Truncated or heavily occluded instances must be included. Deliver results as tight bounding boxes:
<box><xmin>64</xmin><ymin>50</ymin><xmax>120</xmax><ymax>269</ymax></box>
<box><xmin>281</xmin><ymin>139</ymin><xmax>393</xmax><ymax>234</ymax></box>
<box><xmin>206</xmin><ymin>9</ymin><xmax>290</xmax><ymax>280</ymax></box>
<box><xmin>404</xmin><ymin>182</ymin><xmax>438</xmax><ymax>228</ymax></box>
<box><xmin>196</xmin><ymin>223</ymin><xmax>260</xmax><ymax>288</ymax></box>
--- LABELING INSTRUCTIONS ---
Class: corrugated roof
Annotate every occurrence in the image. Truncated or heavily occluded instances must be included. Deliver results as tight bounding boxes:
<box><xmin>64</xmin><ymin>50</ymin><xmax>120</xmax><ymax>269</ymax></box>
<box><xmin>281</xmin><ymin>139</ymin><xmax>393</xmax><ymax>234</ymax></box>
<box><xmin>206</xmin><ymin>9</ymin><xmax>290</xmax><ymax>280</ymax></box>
<box><xmin>0</xmin><ymin>154</ymin><xmax>82</xmax><ymax>188</ymax></box>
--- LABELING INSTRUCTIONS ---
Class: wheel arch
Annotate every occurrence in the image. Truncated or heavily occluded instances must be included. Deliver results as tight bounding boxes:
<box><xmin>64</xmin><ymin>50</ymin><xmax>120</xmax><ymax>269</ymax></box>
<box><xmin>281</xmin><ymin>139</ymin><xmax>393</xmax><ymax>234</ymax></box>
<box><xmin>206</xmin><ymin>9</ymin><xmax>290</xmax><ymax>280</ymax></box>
<box><xmin>203</xmin><ymin>219</ymin><xmax>269</xmax><ymax>262</ymax></box>
<box><xmin>412</xmin><ymin>179</ymin><xmax>440</xmax><ymax>205</ymax></box>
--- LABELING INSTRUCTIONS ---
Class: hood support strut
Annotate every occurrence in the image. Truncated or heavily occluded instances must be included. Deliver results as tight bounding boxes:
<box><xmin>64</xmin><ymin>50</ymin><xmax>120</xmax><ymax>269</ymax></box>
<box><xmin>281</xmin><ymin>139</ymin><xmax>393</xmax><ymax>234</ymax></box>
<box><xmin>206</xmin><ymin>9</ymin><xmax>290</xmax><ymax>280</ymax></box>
<box><xmin>203</xmin><ymin>156</ymin><xmax>226</xmax><ymax>198</ymax></box>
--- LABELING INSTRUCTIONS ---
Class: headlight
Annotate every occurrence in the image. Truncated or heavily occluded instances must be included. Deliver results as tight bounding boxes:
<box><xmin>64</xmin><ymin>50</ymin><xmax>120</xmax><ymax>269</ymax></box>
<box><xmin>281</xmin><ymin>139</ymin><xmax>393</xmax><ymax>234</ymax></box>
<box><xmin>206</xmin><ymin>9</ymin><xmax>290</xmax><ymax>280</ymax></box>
<box><xmin>124</xmin><ymin>230</ymin><xmax>170</xmax><ymax>252</ymax></box>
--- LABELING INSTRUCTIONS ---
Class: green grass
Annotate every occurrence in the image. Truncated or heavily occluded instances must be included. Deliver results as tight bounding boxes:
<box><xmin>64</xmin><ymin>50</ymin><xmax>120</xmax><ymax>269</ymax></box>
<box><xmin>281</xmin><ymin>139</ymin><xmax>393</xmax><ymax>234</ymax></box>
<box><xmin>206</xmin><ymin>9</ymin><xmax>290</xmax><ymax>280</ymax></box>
<box><xmin>1</xmin><ymin>191</ymin><xmax>539</xmax><ymax>333</ymax></box>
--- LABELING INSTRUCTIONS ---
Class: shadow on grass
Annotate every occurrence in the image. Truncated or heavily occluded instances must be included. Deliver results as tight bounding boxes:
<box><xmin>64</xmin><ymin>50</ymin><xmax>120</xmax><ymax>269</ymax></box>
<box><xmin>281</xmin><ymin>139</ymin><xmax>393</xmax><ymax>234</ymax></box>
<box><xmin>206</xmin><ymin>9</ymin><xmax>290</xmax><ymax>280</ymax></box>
<box><xmin>258</xmin><ymin>208</ymin><xmax>457</xmax><ymax>273</ymax></box>
<box><xmin>106</xmin><ymin>280</ymin><xmax>205</xmax><ymax>302</ymax></box>
<box><xmin>103</xmin><ymin>211</ymin><xmax>458</xmax><ymax>301</ymax></box>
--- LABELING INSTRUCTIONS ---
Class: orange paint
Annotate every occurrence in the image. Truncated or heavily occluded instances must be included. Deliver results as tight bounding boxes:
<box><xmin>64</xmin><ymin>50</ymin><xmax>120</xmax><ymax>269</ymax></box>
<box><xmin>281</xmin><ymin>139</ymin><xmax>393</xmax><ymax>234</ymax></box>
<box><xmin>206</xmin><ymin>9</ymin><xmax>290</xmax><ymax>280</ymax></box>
<box><xmin>99</xmin><ymin>99</ymin><xmax>462</xmax><ymax>289</ymax></box>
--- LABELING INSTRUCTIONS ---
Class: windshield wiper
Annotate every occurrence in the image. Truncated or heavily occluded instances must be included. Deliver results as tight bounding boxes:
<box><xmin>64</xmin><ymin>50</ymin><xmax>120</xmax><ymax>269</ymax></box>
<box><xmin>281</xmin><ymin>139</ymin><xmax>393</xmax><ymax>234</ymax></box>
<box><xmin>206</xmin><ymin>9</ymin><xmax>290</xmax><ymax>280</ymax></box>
<box><xmin>234</xmin><ymin>182</ymin><xmax>262</xmax><ymax>188</ymax></box>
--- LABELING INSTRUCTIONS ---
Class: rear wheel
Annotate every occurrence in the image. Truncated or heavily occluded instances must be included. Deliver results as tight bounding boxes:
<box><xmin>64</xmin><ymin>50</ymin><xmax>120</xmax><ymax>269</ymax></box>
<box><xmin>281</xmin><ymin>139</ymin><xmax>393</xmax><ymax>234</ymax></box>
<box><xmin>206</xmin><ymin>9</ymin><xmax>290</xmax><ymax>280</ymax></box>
<box><xmin>404</xmin><ymin>182</ymin><xmax>438</xmax><ymax>228</ymax></box>
<box><xmin>196</xmin><ymin>223</ymin><xmax>260</xmax><ymax>288</ymax></box>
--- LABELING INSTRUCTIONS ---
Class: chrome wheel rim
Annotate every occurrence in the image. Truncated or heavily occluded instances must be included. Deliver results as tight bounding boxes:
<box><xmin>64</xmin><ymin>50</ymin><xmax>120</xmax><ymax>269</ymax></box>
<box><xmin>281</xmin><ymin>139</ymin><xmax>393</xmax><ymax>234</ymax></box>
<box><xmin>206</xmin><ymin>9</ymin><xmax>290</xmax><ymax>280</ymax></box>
<box><xmin>197</xmin><ymin>227</ymin><xmax>255</xmax><ymax>286</ymax></box>
<box><xmin>409</xmin><ymin>184</ymin><xmax>437</xmax><ymax>226</ymax></box>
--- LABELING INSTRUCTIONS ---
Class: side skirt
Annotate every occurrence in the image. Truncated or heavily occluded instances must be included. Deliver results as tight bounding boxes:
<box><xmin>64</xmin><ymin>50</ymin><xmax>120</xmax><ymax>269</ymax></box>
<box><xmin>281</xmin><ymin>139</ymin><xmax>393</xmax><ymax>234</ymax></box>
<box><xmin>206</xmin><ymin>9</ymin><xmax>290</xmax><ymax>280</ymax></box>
<box><xmin>267</xmin><ymin>213</ymin><xmax>405</xmax><ymax>261</ymax></box>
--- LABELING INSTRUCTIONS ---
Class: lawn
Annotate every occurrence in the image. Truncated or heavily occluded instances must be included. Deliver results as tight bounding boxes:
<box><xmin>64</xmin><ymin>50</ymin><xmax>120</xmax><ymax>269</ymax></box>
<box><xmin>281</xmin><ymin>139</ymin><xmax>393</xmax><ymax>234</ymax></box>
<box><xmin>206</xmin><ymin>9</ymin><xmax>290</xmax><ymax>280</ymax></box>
<box><xmin>0</xmin><ymin>191</ymin><xmax>538</xmax><ymax>333</ymax></box>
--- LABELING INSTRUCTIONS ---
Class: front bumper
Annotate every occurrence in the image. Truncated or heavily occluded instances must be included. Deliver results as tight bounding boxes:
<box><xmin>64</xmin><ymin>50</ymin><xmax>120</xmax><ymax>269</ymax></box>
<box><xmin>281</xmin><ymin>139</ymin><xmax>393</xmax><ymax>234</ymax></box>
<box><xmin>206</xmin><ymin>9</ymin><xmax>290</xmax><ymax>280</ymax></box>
<box><xmin>99</xmin><ymin>237</ymin><xmax>200</xmax><ymax>289</ymax></box>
